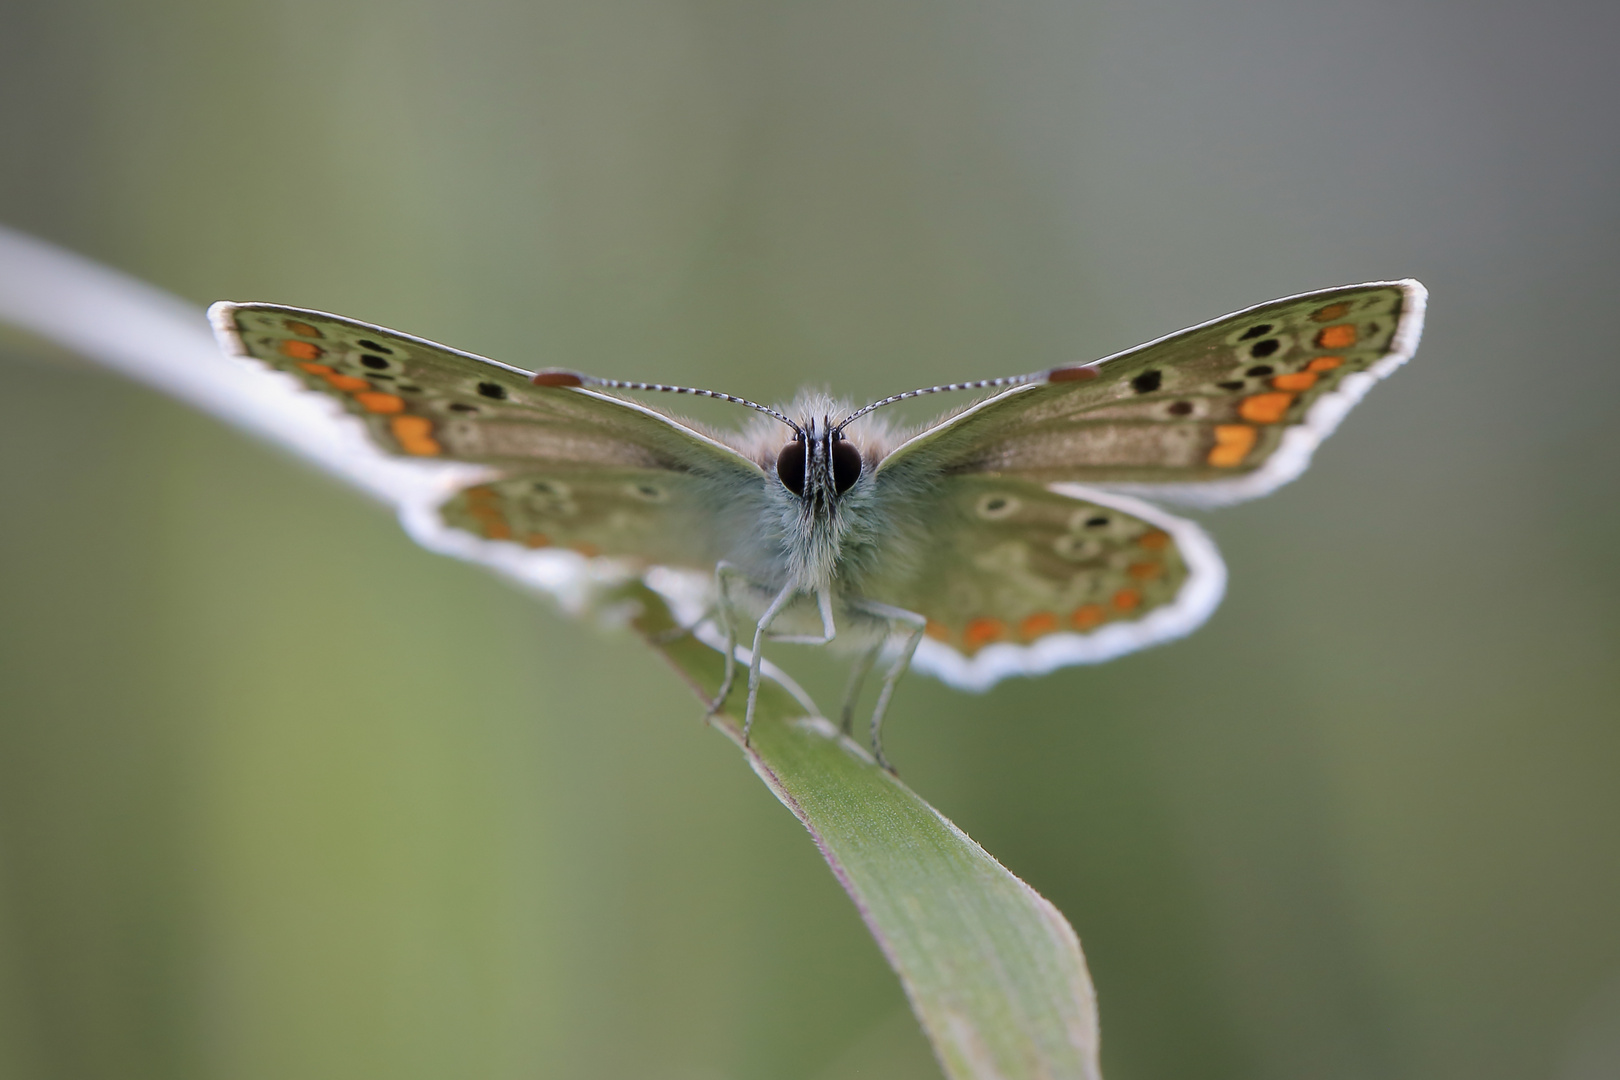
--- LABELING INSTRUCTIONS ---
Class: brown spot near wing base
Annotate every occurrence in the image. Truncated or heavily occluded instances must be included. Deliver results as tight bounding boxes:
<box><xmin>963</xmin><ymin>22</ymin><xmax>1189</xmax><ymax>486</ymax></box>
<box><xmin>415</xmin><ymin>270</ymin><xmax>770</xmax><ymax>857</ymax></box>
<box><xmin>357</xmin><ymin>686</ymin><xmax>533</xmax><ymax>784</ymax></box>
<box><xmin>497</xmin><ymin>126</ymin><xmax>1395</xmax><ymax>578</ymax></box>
<box><xmin>964</xmin><ymin>617</ymin><xmax>1005</xmax><ymax>651</ymax></box>
<box><xmin>390</xmin><ymin>415</ymin><xmax>441</xmax><ymax>456</ymax></box>
<box><xmin>1316</xmin><ymin>324</ymin><xmax>1358</xmax><ymax>349</ymax></box>
<box><xmin>531</xmin><ymin>370</ymin><xmax>586</xmax><ymax>387</ymax></box>
<box><xmin>283</xmin><ymin>320</ymin><xmax>323</xmax><ymax>338</ymax></box>
<box><xmin>1019</xmin><ymin>612</ymin><xmax>1059</xmax><ymax>640</ymax></box>
<box><xmin>1239</xmin><ymin>392</ymin><xmax>1295</xmax><ymax>423</ymax></box>
<box><xmin>1208</xmin><ymin>424</ymin><xmax>1257</xmax><ymax>467</ymax></box>
<box><xmin>1046</xmin><ymin>365</ymin><xmax>1099</xmax><ymax>383</ymax></box>
<box><xmin>1311</xmin><ymin>302</ymin><xmax>1351</xmax><ymax>322</ymax></box>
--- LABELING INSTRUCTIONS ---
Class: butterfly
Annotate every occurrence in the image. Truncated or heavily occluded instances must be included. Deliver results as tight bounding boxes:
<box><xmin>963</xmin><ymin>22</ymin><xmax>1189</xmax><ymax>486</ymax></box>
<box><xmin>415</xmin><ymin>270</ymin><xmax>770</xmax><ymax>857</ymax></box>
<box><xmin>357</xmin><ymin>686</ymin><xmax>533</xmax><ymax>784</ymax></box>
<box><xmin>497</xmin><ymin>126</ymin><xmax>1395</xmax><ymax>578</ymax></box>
<box><xmin>209</xmin><ymin>280</ymin><xmax>1426</xmax><ymax>768</ymax></box>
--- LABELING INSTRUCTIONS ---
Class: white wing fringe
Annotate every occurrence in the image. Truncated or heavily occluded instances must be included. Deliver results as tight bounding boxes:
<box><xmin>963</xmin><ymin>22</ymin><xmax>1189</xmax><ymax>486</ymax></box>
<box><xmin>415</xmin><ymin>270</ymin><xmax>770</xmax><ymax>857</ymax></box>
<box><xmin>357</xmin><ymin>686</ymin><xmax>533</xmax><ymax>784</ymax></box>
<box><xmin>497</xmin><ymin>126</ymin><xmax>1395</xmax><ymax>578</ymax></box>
<box><xmin>0</xmin><ymin>224</ymin><xmax>632</xmax><ymax>619</ymax></box>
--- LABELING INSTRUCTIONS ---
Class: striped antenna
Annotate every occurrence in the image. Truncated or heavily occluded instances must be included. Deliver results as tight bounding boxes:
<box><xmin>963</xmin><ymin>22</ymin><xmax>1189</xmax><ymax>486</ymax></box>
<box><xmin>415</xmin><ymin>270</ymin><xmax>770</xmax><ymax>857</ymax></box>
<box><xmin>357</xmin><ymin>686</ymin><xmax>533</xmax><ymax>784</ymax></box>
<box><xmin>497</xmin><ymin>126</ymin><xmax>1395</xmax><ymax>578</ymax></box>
<box><xmin>835</xmin><ymin>373</ymin><xmax>1041</xmax><ymax>432</ymax></box>
<box><xmin>531</xmin><ymin>370</ymin><xmax>801</xmax><ymax>435</ymax></box>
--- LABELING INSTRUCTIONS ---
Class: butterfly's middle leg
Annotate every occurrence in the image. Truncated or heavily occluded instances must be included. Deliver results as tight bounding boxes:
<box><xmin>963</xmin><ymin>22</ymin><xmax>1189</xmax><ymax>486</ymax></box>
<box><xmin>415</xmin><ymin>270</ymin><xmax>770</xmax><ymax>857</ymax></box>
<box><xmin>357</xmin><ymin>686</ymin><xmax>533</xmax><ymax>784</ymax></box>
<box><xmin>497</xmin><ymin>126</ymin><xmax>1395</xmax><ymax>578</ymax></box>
<box><xmin>705</xmin><ymin>561</ymin><xmax>746</xmax><ymax>717</ymax></box>
<box><xmin>839</xmin><ymin>643</ymin><xmax>881</xmax><ymax>736</ymax></box>
<box><xmin>850</xmin><ymin>601</ymin><xmax>927</xmax><ymax>772</ymax></box>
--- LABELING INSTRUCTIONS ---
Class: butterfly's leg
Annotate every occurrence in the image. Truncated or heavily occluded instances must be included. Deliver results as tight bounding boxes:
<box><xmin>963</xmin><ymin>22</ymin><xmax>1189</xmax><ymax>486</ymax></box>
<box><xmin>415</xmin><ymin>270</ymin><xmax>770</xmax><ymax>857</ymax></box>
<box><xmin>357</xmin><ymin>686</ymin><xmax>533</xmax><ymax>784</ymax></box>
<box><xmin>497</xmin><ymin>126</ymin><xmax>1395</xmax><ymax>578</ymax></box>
<box><xmin>705</xmin><ymin>562</ymin><xmax>743</xmax><ymax>716</ymax></box>
<box><xmin>856</xmin><ymin>602</ymin><xmax>927</xmax><ymax>772</ymax></box>
<box><xmin>743</xmin><ymin>582</ymin><xmax>799</xmax><ymax>745</ymax></box>
<box><xmin>839</xmin><ymin>643</ymin><xmax>882</xmax><ymax>736</ymax></box>
<box><xmin>766</xmin><ymin>588</ymin><xmax>837</xmax><ymax>645</ymax></box>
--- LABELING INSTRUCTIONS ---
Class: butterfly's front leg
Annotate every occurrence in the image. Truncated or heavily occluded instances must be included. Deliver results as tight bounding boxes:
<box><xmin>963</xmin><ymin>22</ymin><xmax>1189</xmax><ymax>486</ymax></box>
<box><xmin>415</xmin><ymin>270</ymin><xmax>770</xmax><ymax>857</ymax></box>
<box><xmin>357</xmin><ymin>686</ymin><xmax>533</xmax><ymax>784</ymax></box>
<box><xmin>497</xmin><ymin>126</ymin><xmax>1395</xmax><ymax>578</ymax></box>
<box><xmin>742</xmin><ymin>582</ymin><xmax>800</xmax><ymax>746</ymax></box>
<box><xmin>851</xmin><ymin>601</ymin><xmax>927</xmax><ymax>773</ymax></box>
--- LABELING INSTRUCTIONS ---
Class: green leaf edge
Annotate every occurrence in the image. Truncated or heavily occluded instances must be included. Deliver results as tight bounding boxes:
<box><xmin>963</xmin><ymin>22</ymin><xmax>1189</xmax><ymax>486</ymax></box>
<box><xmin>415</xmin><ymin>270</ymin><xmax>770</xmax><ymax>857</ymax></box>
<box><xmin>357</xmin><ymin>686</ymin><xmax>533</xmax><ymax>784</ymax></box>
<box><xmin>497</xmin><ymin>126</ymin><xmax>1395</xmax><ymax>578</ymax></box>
<box><xmin>631</xmin><ymin>585</ymin><xmax>1102</xmax><ymax>1080</ymax></box>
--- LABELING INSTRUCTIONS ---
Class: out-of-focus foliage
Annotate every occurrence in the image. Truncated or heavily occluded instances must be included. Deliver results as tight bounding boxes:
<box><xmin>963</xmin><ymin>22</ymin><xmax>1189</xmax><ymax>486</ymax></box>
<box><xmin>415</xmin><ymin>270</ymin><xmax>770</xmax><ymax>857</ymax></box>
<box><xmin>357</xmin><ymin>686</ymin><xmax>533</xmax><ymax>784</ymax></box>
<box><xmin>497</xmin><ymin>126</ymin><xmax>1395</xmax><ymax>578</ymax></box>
<box><xmin>1</xmin><ymin>1</ymin><xmax>1618</xmax><ymax>1079</ymax></box>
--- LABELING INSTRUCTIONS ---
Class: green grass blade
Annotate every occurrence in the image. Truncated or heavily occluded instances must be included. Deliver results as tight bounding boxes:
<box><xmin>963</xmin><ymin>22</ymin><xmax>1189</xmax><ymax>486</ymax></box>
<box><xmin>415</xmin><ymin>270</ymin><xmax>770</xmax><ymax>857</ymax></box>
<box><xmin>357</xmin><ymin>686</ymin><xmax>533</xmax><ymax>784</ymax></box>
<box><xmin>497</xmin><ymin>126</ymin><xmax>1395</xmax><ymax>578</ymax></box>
<box><xmin>0</xmin><ymin>227</ymin><xmax>1102</xmax><ymax>1079</ymax></box>
<box><xmin>633</xmin><ymin>587</ymin><xmax>1102</xmax><ymax>1080</ymax></box>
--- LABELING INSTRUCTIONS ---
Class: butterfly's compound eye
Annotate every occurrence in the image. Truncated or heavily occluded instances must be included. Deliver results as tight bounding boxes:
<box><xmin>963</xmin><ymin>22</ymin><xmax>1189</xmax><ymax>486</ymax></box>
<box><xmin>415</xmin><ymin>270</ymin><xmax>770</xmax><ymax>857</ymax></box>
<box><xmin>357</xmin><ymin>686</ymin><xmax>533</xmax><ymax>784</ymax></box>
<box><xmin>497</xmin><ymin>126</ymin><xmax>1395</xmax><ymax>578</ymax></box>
<box><xmin>777</xmin><ymin>441</ymin><xmax>808</xmax><ymax>496</ymax></box>
<box><xmin>830</xmin><ymin>439</ymin><xmax>862</xmax><ymax>494</ymax></box>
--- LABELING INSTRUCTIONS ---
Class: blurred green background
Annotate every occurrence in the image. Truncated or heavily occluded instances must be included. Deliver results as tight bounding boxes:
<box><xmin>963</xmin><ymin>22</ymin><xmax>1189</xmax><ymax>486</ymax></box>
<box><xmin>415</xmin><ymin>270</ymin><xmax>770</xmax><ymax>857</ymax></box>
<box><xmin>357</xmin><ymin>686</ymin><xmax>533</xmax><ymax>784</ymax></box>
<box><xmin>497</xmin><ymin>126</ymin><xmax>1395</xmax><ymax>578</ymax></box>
<box><xmin>2</xmin><ymin>1</ymin><xmax>1618</xmax><ymax>1077</ymax></box>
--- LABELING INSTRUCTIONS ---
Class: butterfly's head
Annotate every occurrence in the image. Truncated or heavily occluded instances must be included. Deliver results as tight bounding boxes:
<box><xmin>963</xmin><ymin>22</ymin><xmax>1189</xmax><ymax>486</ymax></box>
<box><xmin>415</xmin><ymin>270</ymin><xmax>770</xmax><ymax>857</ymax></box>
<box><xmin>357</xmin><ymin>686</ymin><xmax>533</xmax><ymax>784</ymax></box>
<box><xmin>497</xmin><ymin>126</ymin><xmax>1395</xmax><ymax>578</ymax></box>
<box><xmin>775</xmin><ymin>414</ymin><xmax>863</xmax><ymax>509</ymax></box>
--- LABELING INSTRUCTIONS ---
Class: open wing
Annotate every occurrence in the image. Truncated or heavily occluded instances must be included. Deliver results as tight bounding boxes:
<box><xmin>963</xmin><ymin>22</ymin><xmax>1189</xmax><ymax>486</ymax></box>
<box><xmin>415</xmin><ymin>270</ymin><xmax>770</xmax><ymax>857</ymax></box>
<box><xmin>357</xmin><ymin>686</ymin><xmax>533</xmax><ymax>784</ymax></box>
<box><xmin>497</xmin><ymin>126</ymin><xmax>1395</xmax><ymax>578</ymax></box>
<box><xmin>862</xmin><ymin>479</ymin><xmax>1225</xmax><ymax>692</ymax></box>
<box><xmin>210</xmin><ymin>302</ymin><xmax>766</xmax><ymax>572</ymax></box>
<box><xmin>874</xmin><ymin>280</ymin><xmax>1425</xmax><ymax>507</ymax></box>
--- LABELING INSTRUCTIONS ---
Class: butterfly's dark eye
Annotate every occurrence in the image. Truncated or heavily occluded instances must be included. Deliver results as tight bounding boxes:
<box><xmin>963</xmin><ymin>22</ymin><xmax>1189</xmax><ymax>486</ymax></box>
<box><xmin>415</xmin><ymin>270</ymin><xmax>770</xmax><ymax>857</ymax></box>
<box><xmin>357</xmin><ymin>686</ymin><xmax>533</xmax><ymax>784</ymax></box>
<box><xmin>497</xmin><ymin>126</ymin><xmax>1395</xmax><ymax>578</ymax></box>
<box><xmin>777</xmin><ymin>441</ymin><xmax>808</xmax><ymax>496</ymax></box>
<box><xmin>477</xmin><ymin>382</ymin><xmax>507</xmax><ymax>400</ymax></box>
<box><xmin>357</xmin><ymin>339</ymin><xmax>394</xmax><ymax>354</ymax></box>
<box><xmin>1239</xmin><ymin>323</ymin><xmax>1273</xmax><ymax>341</ymax></box>
<box><xmin>1131</xmin><ymin>370</ymin><xmax>1162</xmax><ymax>394</ymax></box>
<box><xmin>830</xmin><ymin>440</ymin><xmax>862</xmax><ymax>494</ymax></box>
<box><xmin>1249</xmin><ymin>339</ymin><xmax>1281</xmax><ymax>359</ymax></box>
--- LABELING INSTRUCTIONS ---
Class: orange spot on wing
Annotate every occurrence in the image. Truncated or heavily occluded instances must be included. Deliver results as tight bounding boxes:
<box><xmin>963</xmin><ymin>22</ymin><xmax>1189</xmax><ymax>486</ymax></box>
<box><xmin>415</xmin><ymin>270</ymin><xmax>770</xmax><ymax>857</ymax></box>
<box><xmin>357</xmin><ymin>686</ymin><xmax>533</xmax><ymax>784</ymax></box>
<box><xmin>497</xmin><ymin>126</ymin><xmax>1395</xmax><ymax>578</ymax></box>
<box><xmin>283</xmin><ymin>319</ymin><xmax>323</xmax><ymax>338</ymax></box>
<box><xmin>1138</xmin><ymin>530</ymin><xmax>1170</xmax><ymax>550</ymax></box>
<box><xmin>963</xmin><ymin>617</ymin><xmax>1005</xmax><ymax>650</ymax></box>
<box><xmin>323</xmin><ymin>372</ymin><xmax>370</xmax><ymax>392</ymax></box>
<box><xmin>1239</xmin><ymin>392</ymin><xmax>1295</xmax><ymax>423</ymax></box>
<box><xmin>355</xmin><ymin>391</ymin><xmax>405</xmax><ymax>414</ymax></box>
<box><xmin>390</xmin><ymin>415</ymin><xmax>441</xmax><ymax>456</ymax></box>
<box><xmin>571</xmin><ymin>542</ymin><xmax>602</xmax><ymax>558</ymax></box>
<box><xmin>1311</xmin><ymin>302</ymin><xmax>1351</xmax><ymax>322</ymax></box>
<box><xmin>1019</xmin><ymin>612</ymin><xmax>1059</xmax><ymax>640</ymax></box>
<box><xmin>1208</xmin><ymin>425</ymin><xmax>1256</xmax><ymax>467</ymax></box>
<box><xmin>1316</xmin><ymin>324</ymin><xmax>1358</xmax><ymax>349</ymax></box>
<box><xmin>1306</xmin><ymin>355</ymin><xmax>1344</xmax><ymax>372</ymax></box>
<box><xmin>1071</xmin><ymin>604</ymin><xmax>1106</xmax><ymax>631</ymax></box>
<box><xmin>523</xmin><ymin>533</ymin><xmax>551</xmax><ymax>549</ymax></box>
<box><xmin>280</xmin><ymin>340</ymin><xmax>323</xmax><ymax>361</ymax></box>
<box><xmin>1112</xmin><ymin>588</ymin><xmax>1142</xmax><ymax>613</ymax></box>
<box><xmin>295</xmin><ymin>361</ymin><xmax>333</xmax><ymax>375</ymax></box>
<box><xmin>925</xmin><ymin>620</ymin><xmax>951</xmax><ymax>642</ymax></box>
<box><xmin>484</xmin><ymin>521</ymin><xmax>513</xmax><ymax>541</ymax></box>
<box><xmin>1208</xmin><ymin>424</ymin><xmax>1256</xmax><ymax>466</ymax></box>
<box><xmin>1127</xmin><ymin>562</ymin><xmax>1162</xmax><ymax>581</ymax></box>
<box><xmin>1272</xmin><ymin>372</ymin><xmax>1318</xmax><ymax>391</ymax></box>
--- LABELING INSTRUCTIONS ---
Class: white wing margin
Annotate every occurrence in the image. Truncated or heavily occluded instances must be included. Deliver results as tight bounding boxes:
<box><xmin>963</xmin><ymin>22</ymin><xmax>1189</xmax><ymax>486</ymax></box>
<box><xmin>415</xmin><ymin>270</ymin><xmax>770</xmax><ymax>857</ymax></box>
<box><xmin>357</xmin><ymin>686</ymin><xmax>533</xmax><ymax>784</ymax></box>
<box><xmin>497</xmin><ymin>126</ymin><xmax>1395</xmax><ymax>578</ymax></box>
<box><xmin>909</xmin><ymin>487</ymin><xmax>1227</xmax><ymax>692</ymax></box>
<box><xmin>0</xmin><ymin>224</ymin><xmax>626</xmax><ymax>615</ymax></box>
<box><xmin>1107</xmin><ymin>278</ymin><xmax>1428</xmax><ymax>508</ymax></box>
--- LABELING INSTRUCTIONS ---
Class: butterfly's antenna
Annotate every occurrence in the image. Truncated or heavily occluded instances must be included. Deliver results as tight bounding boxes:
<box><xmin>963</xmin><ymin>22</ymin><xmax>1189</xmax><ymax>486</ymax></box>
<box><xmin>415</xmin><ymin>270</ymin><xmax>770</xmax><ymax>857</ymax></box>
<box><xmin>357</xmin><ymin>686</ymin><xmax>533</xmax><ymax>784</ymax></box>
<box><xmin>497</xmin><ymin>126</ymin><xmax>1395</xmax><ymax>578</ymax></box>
<box><xmin>834</xmin><ymin>364</ymin><xmax>1097</xmax><ymax>432</ymax></box>
<box><xmin>532</xmin><ymin>371</ymin><xmax>802</xmax><ymax>435</ymax></box>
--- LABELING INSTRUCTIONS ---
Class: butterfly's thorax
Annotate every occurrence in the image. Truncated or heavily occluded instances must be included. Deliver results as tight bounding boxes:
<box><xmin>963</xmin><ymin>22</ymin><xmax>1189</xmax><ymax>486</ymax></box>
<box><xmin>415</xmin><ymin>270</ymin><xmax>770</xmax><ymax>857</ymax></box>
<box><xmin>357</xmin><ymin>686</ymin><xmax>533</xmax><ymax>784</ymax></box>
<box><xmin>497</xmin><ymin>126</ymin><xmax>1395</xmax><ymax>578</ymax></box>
<box><xmin>720</xmin><ymin>403</ymin><xmax>934</xmax><ymax>640</ymax></box>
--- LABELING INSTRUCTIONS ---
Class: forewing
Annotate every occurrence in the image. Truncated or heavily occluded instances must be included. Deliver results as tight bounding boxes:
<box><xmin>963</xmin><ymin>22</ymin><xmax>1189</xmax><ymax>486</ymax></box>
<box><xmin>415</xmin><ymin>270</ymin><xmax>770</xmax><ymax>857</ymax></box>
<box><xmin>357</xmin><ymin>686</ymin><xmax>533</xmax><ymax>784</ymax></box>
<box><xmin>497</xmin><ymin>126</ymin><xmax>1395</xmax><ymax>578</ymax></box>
<box><xmin>875</xmin><ymin>280</ymin><xmax>1425</xmax><ymax>506</ymax></box>
<box><xmin>866</xmin><ymin>479</ymin><xmax>1225</xmax><ymax>692</ymax></box>
<box><xmin>210</xmin><ymin>302</ymin><xmax>764</xmax><ymax>480</ymax></box>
